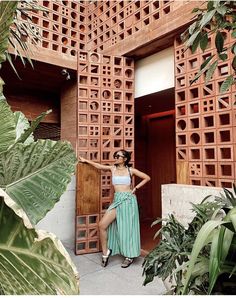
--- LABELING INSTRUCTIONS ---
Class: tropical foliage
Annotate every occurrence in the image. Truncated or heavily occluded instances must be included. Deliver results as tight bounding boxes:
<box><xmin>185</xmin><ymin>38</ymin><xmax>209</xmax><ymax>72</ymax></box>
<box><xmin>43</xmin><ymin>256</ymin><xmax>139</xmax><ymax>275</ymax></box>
<box><xmin>5</xmin><ymin>0</ymin><xmax>46</xmax><ymax>73</ymax></box>
<box><xmin>0</xmin><ymin>1</ymin><xmax>79</xmax><ymax>294</ymax></box>
<box><xmin>0</xmin><ymin>1</ymin><xmax>18</xmax><ymax>66</ymax></box>
<box><xmin>181</xmin><ymin>0</ymin><xmax>236</xmax><ymax>93</ymax></box>
<box><xmin>142</xmin><ymin>200</ymin><xmax>221</xmax><ymax>294</ymax></box>
<box><xmin>142</xmin><ymin>186</ymin><xmax>236</xmax><ymax>294</ymax></box>
<box><xmin>0</xmin><ymin>189</ymin><xmax>79</xmax><ymax>295</ymax></box>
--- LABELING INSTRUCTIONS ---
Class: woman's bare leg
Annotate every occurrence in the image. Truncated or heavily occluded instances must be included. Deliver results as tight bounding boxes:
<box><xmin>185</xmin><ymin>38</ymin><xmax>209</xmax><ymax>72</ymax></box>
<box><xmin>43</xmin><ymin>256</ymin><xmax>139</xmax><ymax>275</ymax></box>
<box><xmin>99</xmin><ymin>208</ymin><xmax>116</xmax><ymax>255</ymax></box>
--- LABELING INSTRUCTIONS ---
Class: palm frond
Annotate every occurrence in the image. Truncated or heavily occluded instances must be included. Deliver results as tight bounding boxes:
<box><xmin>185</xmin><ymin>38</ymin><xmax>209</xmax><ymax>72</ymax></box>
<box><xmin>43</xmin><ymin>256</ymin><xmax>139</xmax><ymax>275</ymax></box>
<box><xmin>5</xmin><ymin>0</ymin><xmax>47</xmax><ymax>76</ymax></box>
<box><xmin>0</xmin><ymin>1</ymin><xmax>18</xmax><ymax>65</ymax></box>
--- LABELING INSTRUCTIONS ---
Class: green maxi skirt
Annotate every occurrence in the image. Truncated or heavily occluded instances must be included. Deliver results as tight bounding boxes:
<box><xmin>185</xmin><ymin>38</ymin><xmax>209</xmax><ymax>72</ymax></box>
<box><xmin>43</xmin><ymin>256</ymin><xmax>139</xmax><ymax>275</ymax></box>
<box><xmin>107</xmin><ymin>192</ymin><xmax>141</xmax><ymax>258</ymax></box>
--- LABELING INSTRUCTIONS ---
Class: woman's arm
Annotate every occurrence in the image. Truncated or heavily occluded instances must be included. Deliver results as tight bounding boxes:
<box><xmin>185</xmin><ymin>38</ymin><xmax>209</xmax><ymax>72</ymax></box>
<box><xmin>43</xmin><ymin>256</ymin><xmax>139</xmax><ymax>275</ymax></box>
<box><xmin>78</xmin><ymin>156</ymin><xmax>112</xmax><ymax>171</ymax></box>
<box><xmin>131</xmin><ymin>168</ymin><xmax>151</xmax><ymax>193</ymax></box>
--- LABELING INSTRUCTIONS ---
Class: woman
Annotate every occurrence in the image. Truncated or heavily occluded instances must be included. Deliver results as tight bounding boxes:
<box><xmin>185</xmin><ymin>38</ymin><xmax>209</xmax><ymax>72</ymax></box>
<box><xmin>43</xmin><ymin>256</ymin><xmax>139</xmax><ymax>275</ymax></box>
<box><xmin>78</xmin><ymin>150</ymin><xmax>150</xmax><ymax>268</ymax></box>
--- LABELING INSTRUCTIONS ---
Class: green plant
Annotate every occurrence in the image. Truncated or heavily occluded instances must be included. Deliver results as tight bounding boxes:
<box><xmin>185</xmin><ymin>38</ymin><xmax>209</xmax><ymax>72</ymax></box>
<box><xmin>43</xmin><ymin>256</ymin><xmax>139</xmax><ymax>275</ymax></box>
<box><xmin>214</xmin><ymin>183</ymin><xmax>236</xmax><ymax>208</ymax></box>
<box><xmin>0</xmin><ymin>104</ymin><xmax>77</xmax><ymax>225</ymax></box>
<box><xmin>142</xmin><ymin>200</ymin><xmax>221</xmax><ymax>294</ymax></box>
<box><xmin>4</xmin><ymin>0</ymin><xmax>46</xmax><ymax>74</ymax></box>
<box><xmin>0</xmin><ymin>189</ymin><xmax>79</xmax><ymax>294</ymax></box>
<box><xmin>0</xmin><ymin>1</ymin><xmax>79</xmax><ymax>294</ymax></box>
<box><xmin>182</xmin><ymin>188</ymin><xmax>236</xmax><ymax>295</ymax></box>
<box><xmin>142</xmin><ymin>215</ymin><xmax>188</xmax><ymax>292</ymax></box>
<box><xmin>142</xmin><ymin>187</ymin><xmax>236</xmax><ymax>295</ymax></box>
<box><xmin>181</xmin><ymin>0</ymin><xmax>236</xmax><ymax>93</ymax></box>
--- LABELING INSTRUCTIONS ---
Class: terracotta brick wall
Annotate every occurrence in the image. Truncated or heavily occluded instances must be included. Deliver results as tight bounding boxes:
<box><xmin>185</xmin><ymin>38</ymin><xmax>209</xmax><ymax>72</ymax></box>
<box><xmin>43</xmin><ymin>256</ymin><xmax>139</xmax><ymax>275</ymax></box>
<box><xmin>7</xmin><ymin>93</ymin><xmax>59</xmax><ymax>123</ymax></box>
<box><xmin>175</xmin><ymin>31</ymin><xmax>236</xmax><ymax>188</ymax></box>
<box><xmin>16</xmin><ymin>1</ymin><xmax>192</xmax><ymax>61</ymax></box>
<box><xmin>17</xmin><ymin>0</ymin><xmax>87</xmax><ymax>61</ymax></box>
<box><xmin>86</xmin><ymin>0</ymin><xmax>175</xmax><ymax>52</ymax></box>
<box><xmin>61</xmin><ymin>81</ymin><xmax>77</xmax><ymax>150</ymax></box>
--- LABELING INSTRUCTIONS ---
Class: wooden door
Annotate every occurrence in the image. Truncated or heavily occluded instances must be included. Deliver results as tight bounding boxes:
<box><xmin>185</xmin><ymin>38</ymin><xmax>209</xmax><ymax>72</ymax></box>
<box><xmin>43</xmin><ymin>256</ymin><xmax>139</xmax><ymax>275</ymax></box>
<box><xmin>77</xmin><ymin>163</ymin><xmax>100</xmax><ymax>215</ymax></box>
<box><xmin>146</xmin><ymin>112</ymin><xmax>176</xmax><ymax>219</ymax></box>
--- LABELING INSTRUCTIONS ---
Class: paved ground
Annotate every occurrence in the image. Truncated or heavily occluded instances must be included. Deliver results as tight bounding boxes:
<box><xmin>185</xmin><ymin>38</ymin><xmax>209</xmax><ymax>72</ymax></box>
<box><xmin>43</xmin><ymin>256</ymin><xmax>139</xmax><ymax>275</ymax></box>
<box><xmin>66</xmin><ymin>246</ymin><xmax>167</xmax><ymax>295</ymax></box>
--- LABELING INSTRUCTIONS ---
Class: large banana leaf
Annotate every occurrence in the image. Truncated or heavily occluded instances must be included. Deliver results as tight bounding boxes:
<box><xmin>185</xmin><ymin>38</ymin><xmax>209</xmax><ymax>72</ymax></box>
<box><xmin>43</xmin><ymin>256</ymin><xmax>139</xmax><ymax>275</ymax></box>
<box><xmin>0</xmin><ymin>188</ymin><xmax>79</xmax><ymax>295</ymax></box>
<box><xmin>0</xmin><ymin>139</ymin><xmax>77</xmax><ymax>225</ymax></box>
<box><xmin>0</xmin><ymin>99</ymin><xmax>16</xmax><ymax>153</ymax></box>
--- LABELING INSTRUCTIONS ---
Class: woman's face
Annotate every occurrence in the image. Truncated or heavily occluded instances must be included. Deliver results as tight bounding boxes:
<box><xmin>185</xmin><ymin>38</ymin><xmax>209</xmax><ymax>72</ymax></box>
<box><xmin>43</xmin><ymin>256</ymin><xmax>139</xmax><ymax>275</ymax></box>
<box><xmin>114</xmin><ymin>151</ymin><xmax>126</xmax><ymax>165</ymax></box>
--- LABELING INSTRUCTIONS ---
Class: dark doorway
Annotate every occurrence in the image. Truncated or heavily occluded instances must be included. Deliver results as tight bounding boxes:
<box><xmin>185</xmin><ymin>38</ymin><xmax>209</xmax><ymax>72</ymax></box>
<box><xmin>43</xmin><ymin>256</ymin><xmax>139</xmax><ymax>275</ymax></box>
<box><xmin>135</xmin><ymin>88</ymin><xmax>176</xmax><ymax>254</ymax></box>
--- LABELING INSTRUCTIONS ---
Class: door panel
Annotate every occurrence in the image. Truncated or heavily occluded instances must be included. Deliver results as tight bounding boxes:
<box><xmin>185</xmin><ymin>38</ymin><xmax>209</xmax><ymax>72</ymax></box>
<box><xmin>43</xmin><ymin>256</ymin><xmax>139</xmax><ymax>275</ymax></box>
<box><xmin>147</xmin><ymin>114</ymin><xmax>176</xmax><ymax>219</ymax></box>
<box><xmin>77</xmin><ymin>163</ymin><xmax>100</xmax><ymax>214</ymax></box>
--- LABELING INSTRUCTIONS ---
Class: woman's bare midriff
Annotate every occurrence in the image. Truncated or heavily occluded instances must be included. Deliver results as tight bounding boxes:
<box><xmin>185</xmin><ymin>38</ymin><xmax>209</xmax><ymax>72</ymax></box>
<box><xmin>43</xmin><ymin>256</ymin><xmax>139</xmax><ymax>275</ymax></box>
<box><xmin>114</xmin><ymin>185</ymin><xmax>132</xmax><ymax>193</ymax></box>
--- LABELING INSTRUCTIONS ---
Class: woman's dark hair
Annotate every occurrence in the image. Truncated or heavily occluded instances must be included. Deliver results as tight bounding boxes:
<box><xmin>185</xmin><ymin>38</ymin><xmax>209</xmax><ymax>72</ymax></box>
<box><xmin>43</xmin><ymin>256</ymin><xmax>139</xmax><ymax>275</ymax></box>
<box><xmin>113</xmin><ymin>150</ymin><xmax>132</xmax><ymax>167</ymax></box>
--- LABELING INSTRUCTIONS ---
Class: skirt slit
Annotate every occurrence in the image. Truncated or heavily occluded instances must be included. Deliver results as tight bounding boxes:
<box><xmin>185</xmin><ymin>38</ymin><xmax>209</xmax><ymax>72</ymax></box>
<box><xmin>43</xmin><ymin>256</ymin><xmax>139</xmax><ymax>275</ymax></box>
<box><xmin>107</xmin><ymin>192</ymin><xmax>140</xmax><ymax>258</ymax></box>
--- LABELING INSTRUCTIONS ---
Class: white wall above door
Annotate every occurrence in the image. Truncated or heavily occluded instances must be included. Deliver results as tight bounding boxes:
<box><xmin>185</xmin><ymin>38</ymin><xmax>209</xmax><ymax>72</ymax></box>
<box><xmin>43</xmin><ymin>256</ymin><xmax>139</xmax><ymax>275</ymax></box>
<box><xmin>134</xmin><ymin>47</ymin><xmax>174</xmax><ymax>98</ymax></box>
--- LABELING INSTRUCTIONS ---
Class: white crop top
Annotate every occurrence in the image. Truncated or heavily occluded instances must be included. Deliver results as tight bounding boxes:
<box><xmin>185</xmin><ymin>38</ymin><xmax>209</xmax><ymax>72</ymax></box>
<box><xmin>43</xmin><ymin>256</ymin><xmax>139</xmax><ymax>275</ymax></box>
<box><xmin>112</xmin><ymin>166</ymin><xmax>132</xmax><ymax>186</ymax></box>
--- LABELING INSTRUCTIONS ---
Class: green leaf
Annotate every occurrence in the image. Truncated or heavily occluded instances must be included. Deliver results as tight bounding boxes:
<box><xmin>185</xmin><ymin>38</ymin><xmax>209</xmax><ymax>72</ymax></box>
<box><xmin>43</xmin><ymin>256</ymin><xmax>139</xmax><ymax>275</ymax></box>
<box><xmin>222</xmin><ymin>21</ymin><xmax>234</xmax><ymax>30</ymax></box>
<box><xmin>2</xmin><ymin>1</ymin><xmax>46</xmax><ymax>75</ymax></box>
<box><xmin>14</xmin><ymin>111</ymin><xmax>34</xmax><ymax>145</ymax></box>
<box><xmin>219</xmin><ymin>53</ymin><xmax>228</xmax><ymax>61</ymax></box>
<box><xmin>191</xmin><ymin>31</ymin><xmax>202</xmax><ymax>53</ymax></box>
<box><xmin>230</xmin><ymin>213</ymin><xmax>236</xmax><ymax>231</ymax></box>
<box><xmin>0</xmin><ymin>190</ymin><xmax>79</xmax><ymax>295</ymax></box>
<box><xmin>190</xmin><ymin>55</ymin><xmax>214</xmax><ymax>84</ymax></box>
<box><xmin>215</xmin><ymin>31</ymin><xmax>224</xmax><ymax>53</ymax></box>
<box><xmin>229</xmin><ymin>263</ymin><xmax>236</xmax><ymax>277</ymax></box>
<box><xmin>205</xmin><ymin>61</ymin><xmax>218</xmax><ymax>83</ymax></box>
<box><xmin>222</xmin><ymin>221</ymin><xmax>235</xmax><ymax>232</ymax></box>
<box><xmin>232</xmin><ymin>56</ymin><xmax>236</xmax><ymax>70</ymax></box>
<box><xmin>201</xmin><ymin>194</ymin><xmax>213</xmax><ymax>203</ymax></box>
<box><xmin>0</xmin><ymin>1</ymin><xmax>18</xmax><ymax>65</ymax></box>
<box><xmin>223</xmin><ymin>188</ymin><xmax>235</xmax><ymax>206</ymax></box>
<box><xmin>182</xmin><ymin>219</ymin><xmax>226</xmax><ymax>294</ymax></box>
<box><xmin>191</xmin><ymin>257</ymin><xmax>209</xmax><ymax>277</ymax></box>
<box><xmin>219</xmin><ymin>226</ymin><xmax>234</xmax><ymax>263</ymax></box>
<box><xmin>15</xmin><ymin>109</ymin><xmax>52</xmax><ymax>145</ymax></box>
<box><xmin>208</xmin><ymin>225</ymin><xmax>234</xmax><ymax>293</ymax></box>
<box><xmin>0</xmin><ymin>99</ymin><xmax>16</xmax><ymax>153</ymax></box>
<box><xmin>0</xmin><ymin>139</ymin><xmax>77</xmax><ymax>225</ymax></box>
<box><xmin>200</xmin><ymin>9</ymin><xmax>216</xmax><ymax>29</ymax></box>
<box><xmin>200</xmin><ymin>33</ymin><xmax>209</xmax><ymax>51</ymax></box>
<box><xmin>231</xmin><ymin>30</ymin><xmax>236</xmax><ymax>39</ymax></box>
<box><xmin>0</xmin><ymin>78</ymin><xmax>4</xmax><ymax>93</ymax></box>
<box><xmin>220</xmin><ymin>75</ymin><xmax>234</xmax><ymax>93</ymax></box>
<box><xmin>207</xmin><ymin>1</ymin><xmax>214</xmax><ymax>11</ymax></box>
<box><xmin>151</xmin><ymin>217</ymin><xmax>163</xmax><ymax>227</ymax></box>
<box><xmin>231</xmin><ymin>42</ymin><xmax>236</xmax><ymax>55</ymax></box>
<box><xmin>201</xmin><ymin>54</ymin><xmax>214</xmax><ymax>70</ymax></box>
<box><xmin>185</xmin><ymin>30</ymin><xmax>201</xmax><ymax>48</ymax></box>
<box><xmin>180</xmin><ymin>30</ymin><xmax>188</xmax><ymax>43</ymax></box>
<box><xmin>192</xmin><ymin>8</ymin><xmax>201</xmax><ymax>13</ymax></box>
<box><xmin>212</xmin><ymin>1</ymin><xmax>221</xmax><ymax>9</ymax></box>
<box><xmin>189</xmin><ymin>22</ymin><xmax>197</xmax><ymax>35</ymax></box>
<box><xmin>208</xmin><ymin>229</ymin><xmax>220</xmax><ymax>294</ymax></box>
<box><xmin>5</xmin><ymin>52</ymin><xmax>21</xmax><ymax>79</ymax></box>
<box><xmin>216</xmin><ymin>5</ymin><xmax>228</xmax><ymax>16</ymax></box>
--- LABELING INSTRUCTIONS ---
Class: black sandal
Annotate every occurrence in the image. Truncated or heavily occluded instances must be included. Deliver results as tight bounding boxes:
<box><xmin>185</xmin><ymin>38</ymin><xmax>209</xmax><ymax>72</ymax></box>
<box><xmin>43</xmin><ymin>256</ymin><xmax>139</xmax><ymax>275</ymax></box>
<box><xmin>121</xmin><ymin>257</ymin><xmax>134</xmax><ymax>268</ymax></box>
<box><xmin>101</xmin><ymin>248</ymin><xmax>112</xmax><ymax>267</ymax></box>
